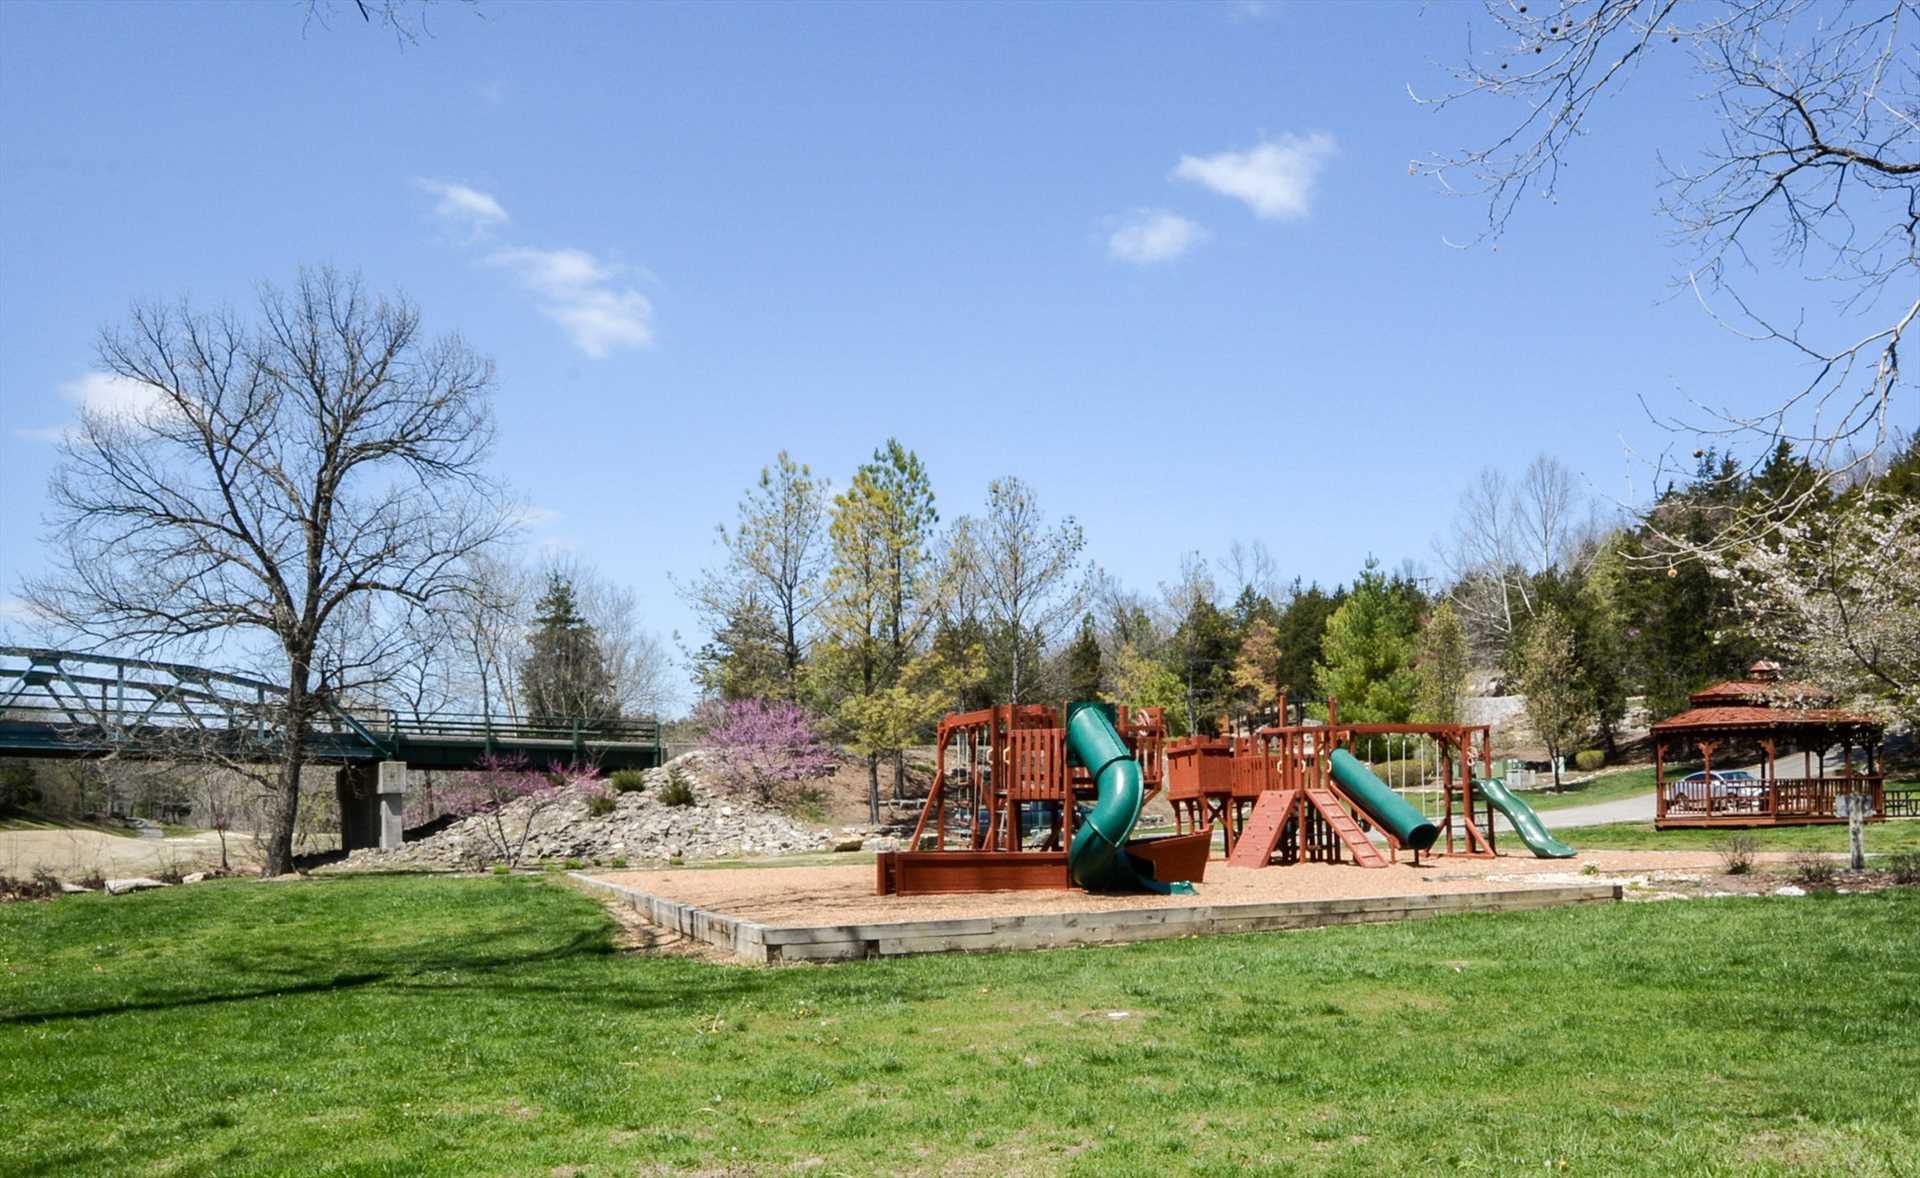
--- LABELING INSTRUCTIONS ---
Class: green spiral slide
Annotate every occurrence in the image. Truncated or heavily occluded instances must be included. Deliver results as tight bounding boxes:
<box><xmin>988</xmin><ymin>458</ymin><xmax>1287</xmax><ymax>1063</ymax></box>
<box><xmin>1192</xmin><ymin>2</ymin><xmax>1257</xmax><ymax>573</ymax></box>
<box><xmin>1473</xmin><ymin>775</ymin><xmax>1577</xmax><ymax>858</ymax></box>
<box><xmin>1063</xmin><ymin>701</ymin><xmax>1195</xmax><ymax>894</ymax></box>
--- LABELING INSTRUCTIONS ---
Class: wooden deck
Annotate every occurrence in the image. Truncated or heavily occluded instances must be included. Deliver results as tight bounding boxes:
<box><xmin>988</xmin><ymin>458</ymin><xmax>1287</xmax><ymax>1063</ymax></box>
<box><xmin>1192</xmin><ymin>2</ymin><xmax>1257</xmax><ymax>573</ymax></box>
<box><xmin>1656</xmin><ymin>775</ymin><xmax>1885</xmax><ymax>828</ymax></box>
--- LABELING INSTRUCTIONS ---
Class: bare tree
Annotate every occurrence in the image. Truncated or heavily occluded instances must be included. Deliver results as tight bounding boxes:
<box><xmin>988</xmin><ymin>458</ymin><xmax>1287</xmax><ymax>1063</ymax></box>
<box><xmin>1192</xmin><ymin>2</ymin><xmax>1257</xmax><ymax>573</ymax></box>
<box><xmin>1220</xmin><ymin>538</ymin><xmax>1285</xmax><ymax>605</ymax></box>
<box><xmin>1417</xmin><ymin>1</ymin><xmax>1918</xmax><ymax>538</ymax></box>
<box><xmin>960</xmin><ymin>477</ymin><xmax>1088</xmax><ymax>703</ymax></box>
<box><xmin>1437</xmin><ymin>453</ymin><xmax>1596</xmax><ymax>662</ymax></box>
<box><xmin>23</xmin><ymin>267</ymin><xmax>513</xmax><ymax>875</ymax></box>
<box><xmin>302</xmin><ymin>0</ymin><xmax>478</xmax><ymax>46</ymax></box>
<box><xmin>677</xmin><ymin>452</ymin><xmax>829</xmax><ymax>700</ymax></box>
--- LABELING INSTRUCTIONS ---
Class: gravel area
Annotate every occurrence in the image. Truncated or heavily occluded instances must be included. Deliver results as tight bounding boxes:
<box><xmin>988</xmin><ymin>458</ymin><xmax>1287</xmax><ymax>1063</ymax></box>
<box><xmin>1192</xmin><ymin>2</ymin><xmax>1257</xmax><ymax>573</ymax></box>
<box><xmin>596</xmin><ymin>849</ymin><xmax>1744</xmax><ymax>927</ymax></box>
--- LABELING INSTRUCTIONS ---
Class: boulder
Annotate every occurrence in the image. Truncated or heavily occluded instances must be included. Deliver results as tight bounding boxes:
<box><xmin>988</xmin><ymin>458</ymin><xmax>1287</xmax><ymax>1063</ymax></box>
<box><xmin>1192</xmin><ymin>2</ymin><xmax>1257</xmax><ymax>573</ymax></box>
<box><xmin>104</xmin><ymin>877</ymin><xmax>169</xmax><ymax>895</ymax></box>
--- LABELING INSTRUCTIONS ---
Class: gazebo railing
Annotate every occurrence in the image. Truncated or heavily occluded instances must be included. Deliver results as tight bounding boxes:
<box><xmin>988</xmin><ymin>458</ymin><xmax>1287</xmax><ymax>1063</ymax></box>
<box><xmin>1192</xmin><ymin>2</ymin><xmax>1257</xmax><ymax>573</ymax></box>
<box><xmin>1661</xmin><ymin>776</ymin><xmax>1885</xmax><ymax>820</ymax></box>
<box><xmin>1885</xmin><ymin>783</ymin><xmax>1920</xmax><ymax>819</ymax></box>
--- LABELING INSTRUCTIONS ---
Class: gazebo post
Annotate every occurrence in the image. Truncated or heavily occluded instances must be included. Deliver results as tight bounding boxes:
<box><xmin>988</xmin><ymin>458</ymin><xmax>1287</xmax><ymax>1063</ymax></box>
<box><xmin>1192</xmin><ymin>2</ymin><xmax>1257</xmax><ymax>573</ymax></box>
<box><xmin>1759</xmin><ymin>737</ymin><xmax>1776</xmax><ymax>817</ymax></box>
<box><xmin>1654</xmin><ymin>740</ymin><xmax>1666</xmax><ymax>820</ymax></box>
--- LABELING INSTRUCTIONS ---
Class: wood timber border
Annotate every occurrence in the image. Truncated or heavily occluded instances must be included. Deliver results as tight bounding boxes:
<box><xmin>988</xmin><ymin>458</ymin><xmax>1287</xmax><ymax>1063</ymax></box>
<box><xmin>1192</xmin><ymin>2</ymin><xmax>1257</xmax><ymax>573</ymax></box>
<box><xmin>570</xmin><ymin>872</ymin><xmax>1623</xmax><ymax>965</ymax></box>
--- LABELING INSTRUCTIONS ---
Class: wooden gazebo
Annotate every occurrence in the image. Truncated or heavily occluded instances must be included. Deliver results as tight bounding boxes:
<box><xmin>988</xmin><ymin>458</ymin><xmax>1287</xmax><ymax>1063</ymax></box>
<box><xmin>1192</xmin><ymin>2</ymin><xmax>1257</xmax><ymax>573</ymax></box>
<box><xmin>1653</xmin><ymin>662</ymin><xmax>1885</xmax><ymax>828</ymax></box>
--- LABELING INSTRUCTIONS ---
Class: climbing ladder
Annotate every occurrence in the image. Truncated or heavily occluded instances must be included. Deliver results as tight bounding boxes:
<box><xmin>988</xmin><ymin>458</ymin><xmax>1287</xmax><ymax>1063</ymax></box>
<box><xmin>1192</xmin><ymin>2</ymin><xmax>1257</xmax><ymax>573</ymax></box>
<box><xmin>1302</xmin><ymin>788</ymin><xmax>1389</xmax><ymax>868</ymax></box>
<box><xmin>1226</xmin><ymin>789</ymin><xmax>1299</xmax><ymax>868</ymax></box>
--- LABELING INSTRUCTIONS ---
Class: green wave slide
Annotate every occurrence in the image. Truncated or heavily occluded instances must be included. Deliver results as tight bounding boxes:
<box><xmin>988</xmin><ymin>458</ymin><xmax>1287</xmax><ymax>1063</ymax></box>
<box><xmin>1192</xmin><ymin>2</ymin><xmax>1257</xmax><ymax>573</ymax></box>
<box><xmin>1472</xmin><ymin>774</ymin><xmax>1577</xmax><ymax>858</ymax></box>
<box><xmin>1063</xmin><ymin>701</ymin><xmax>1196</xmax><ymax>894</ymax></box>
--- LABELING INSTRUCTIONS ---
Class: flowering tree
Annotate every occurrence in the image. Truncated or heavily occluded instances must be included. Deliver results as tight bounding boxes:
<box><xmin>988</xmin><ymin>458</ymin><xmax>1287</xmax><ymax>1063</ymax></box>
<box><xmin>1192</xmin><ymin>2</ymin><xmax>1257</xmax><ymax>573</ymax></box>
<box><xmin>444</xmin><ymin>755</ymin><xmax>595</xmax><ymax>868</ymax></box>
<box><xmin>700</xmin><ymin>698</ymin><xmax>838</xmax><ymax>804</ymax></box>
<box><xmin>1707</xmin><ymin>491</ymin><xmax>1920</xmax><ymax>733</ymax></box>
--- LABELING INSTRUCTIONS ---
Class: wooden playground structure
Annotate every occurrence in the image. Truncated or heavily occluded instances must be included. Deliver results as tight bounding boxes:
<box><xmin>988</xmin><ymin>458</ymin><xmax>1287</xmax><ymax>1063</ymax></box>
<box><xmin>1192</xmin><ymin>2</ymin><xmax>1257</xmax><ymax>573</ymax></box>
<box><xmin>1168</xmin><ymin>706</ymin><xmax>1504</xmax><ymax>869</ymax></box>
<box><xmin>879</xmin><ymin>696</ymin><xmax>1521</xmax><ymax>896</ymax></box>
<box><xmin>878</xmin><ymin>703</ymin><xmax>1211</xmax><ymax>896</ymax></box>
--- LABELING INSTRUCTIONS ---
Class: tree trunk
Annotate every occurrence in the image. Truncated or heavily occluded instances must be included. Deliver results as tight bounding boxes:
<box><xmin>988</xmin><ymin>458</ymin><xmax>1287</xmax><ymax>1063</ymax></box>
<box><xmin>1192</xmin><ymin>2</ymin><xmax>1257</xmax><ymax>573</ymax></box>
<box><xmin>892</xmin><ymin>748</ymin><xmax>906</xmax><ymax>798</ymax></box>
<box><xmin>263</xmin><ymin>748</ymin><xmax>305</xmax><ymax>875</ymax></box>
<box><xmin>867</xmin><ymin>751</ymin><xmax>880</xmax><ymax>825</ymax></box>
<box><xmin>261</xmin><ymin>662</ymin><xmax>311</xmax><ymax>876</ymax></box>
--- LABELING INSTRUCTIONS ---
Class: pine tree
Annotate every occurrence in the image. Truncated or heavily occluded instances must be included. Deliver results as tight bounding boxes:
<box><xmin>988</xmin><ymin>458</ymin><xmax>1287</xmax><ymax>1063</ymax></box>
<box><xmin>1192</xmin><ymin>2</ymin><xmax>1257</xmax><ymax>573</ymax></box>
<box><xmin>520</xmin><ymin>573</ymin><xmax>617</xmax><ymax>725</ymax></box>
<box><xmin>1065</xmin><ymin>614</ymin><xmax>1103</xmax><ymax>700</ymax></box>
<box><xmin>1313</xmin><ymin>559</ymin><xmax>1423</xmax><ymax>724</ymax></box>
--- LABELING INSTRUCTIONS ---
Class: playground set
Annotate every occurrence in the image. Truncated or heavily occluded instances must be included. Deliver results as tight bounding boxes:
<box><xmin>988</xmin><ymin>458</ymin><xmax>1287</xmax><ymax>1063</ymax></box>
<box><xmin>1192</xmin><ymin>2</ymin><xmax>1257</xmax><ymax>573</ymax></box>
<box><xmin>876</xmin><ymin>697</ymin><xmax>1573</xmax><ymax>897</ymax></box>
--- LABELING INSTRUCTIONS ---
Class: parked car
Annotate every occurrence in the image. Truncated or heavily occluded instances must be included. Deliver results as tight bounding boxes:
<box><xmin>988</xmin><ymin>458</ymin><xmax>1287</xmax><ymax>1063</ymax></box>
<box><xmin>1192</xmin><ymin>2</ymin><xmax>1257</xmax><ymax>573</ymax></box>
<box><xmin>1674</xmin><ymin>769</ymin><xmax>1767</xmax><ymax>806</ymax></box>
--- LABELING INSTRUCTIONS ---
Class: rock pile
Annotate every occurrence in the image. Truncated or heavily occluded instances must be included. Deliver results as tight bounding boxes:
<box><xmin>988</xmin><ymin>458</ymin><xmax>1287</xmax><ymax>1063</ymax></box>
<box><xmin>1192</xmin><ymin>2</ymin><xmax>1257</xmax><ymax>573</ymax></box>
<box><xmin>341</xmin><ymin>753</ymin><xmax>845</xmax><ymax>869</ymax></box>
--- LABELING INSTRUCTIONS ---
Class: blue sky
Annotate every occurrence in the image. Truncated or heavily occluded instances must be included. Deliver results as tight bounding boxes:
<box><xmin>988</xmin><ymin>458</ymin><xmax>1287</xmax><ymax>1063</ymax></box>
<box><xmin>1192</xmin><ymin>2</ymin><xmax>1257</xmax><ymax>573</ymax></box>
<box><xmin>0</xmin><ymin>1</ymin><xmax>1824</xmax><ymax>702</ymax></box>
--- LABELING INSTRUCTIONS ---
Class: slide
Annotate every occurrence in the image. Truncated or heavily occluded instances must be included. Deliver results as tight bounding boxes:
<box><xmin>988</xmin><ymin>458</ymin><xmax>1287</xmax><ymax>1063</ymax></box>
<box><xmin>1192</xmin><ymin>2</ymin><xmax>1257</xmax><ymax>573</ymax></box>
<box><xmin>1473</xmin><ymin>775</ymin><xmax>1576</xmax><ymax>859</ymax></box>
<box><xmin>1063</xmin><ymin>701</ymin><xmax>1195</xmax><ymax>894</ymax></box>
<box><xmin>1327</xmin><ymin>749</ymin><xmax>1440</xmax><ymax>851</ymax></box>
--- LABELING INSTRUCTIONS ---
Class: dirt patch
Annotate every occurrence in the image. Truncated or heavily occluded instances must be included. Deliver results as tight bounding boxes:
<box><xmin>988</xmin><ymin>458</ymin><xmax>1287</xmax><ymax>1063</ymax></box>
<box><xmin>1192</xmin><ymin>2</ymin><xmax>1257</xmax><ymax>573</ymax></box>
<box><xmin>0</xmin><ymin>828</ymin><xmax>247</xmax><ymax>880</ymax></box>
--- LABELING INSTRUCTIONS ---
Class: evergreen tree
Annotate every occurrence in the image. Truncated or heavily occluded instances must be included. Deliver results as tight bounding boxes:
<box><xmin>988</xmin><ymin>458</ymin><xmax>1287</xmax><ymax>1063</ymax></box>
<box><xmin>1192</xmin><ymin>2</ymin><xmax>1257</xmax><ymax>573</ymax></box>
<box><xmin>1312</xmin><ymin>559</ymin><xmax>1424</xmax><ymax>724</ymax></box>
<box><xmin>1065</xmin><ymin>614</ymin><xmax>1103</xmax><ymax>700</ymax></box>
<box><xmin>1273</xmin><ymin>580</ymin><xmax>1343</xmax><ymax>706</ymax></box>
<box><xmin>520</xmin><ymin>573</ymin><xmax>618</xmax><ymax>724</ymax></box>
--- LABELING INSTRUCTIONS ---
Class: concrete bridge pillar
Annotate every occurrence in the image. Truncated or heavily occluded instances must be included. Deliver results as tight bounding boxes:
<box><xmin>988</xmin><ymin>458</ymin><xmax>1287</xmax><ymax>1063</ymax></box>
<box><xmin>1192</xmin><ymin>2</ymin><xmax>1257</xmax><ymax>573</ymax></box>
<box><xmin>376</xmin><ymin>760</ymin><xmax>406</xmax><ymax>850</ymax></box>
<box><xmin>337</xmin><ymin>761</ymin><xmax>408</xmax><ymax>852</ymax></box>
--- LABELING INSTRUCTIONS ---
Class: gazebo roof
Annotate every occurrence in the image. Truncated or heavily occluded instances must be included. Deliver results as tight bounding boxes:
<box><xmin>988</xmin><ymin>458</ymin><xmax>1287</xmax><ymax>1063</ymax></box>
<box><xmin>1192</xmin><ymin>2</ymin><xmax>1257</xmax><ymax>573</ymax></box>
<box><xmin>1652</xmin><ymin>704</ymin><xmax>1882</xmax><ymax>735</ymax></box>
<box><xmin>1686</xmin><ymin>678</ymin><xmax>1830</xmax><ymax>708</ymax></box>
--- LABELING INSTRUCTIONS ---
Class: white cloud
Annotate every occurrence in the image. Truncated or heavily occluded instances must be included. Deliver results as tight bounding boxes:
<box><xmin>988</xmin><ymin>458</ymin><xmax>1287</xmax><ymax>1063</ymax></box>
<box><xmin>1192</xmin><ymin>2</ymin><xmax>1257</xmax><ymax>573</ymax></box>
<box><xmin>511</xmin><ymin>504</ymin><xmax>563</xmax><ymax>529</ymax></box>
<box><xmin>15</xmin><ymin>372</ymin><xmax>170</xmax><ymax>443</ymax></box>
<box><xmin>1107</xmin><ymin>209</ymin><xmax>1207</xmax><ymax>264</ymax></box>
<box><xmin>415</xmin><ymin>178</ymin><xmax>509</xmax><ymax>232</ymax></box>
<box><xmin>0</xmin><ymin>596</ymin><xmax>38</xmax><ymax>625</ymax></box>
<box><xmin>1172</xmin><ymin>132</ymin><xmax>1337</xmax><ymax>220</ymax></box>
<box><xmin>488</xmin><ymin>246</ymin><xmax>655</xmax><ymax>357</ymax></box>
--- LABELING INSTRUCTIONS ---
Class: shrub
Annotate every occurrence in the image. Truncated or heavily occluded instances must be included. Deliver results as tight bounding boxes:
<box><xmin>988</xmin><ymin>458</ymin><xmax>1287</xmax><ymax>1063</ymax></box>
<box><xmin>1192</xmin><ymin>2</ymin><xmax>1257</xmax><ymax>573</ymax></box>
<box><xmin>608</xmin><ymin>769</ymin><xmax>649</xmax><ymax>794</ymax></box>
<box><xmin>562</xmin><ymin>858</ymin><xmax>584</xmax><ymax>871</ymax></box>
<box><xmin>609</xmin><ymin>857</ymin><xmax>629</xmax><ymax>869</ymax></box>
<box><xmin>444</xmin><ymin>755</ymin><xmax>593</xmax><ymax>869</ymax></box>
<box><xmin>658</xmin><ymin>765</ymin><xmax>697</xmax><ymax>807</ymax></box>
<box><xmin>584</xmin><ymin>790</ymin><xmax>617</xmax><ymax>818</ymax></box>
<box><xmin>1717</xmin><ymin>834</ymin><xmax>1759</xmax><ymax>875</ymax></box>
<box><xmin>1574</xmin><ymin>750</ymin><xmax>1606</xmax><ymax>772</ymax></box>
<box><xmin>1886</xmin><ymin>850</ymin><xmax>1920</xmax><ymax>885</ymax></box>
<box><xmin>491</xmin><ymin>863</ymin><xmax>510</xmax><ymax>876</ymax></box>
<box><xmin>697</xmin><ymin>698</ymin><xmax>837</xmax><ymax>803</ymax></box>
<box><xmin>1789</xmin><ymin>852</ymin><xmax>1838</xmax><ymax>888</ymax></box>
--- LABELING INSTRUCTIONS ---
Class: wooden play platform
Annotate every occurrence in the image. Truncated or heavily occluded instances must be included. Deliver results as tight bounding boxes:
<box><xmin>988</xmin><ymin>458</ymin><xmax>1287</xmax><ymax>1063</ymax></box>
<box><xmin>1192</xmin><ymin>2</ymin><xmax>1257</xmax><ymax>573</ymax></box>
<box><xmin>576</xmin><ymin>862</ymin><xmax>1622</xmax><ymax>964</ymax></box>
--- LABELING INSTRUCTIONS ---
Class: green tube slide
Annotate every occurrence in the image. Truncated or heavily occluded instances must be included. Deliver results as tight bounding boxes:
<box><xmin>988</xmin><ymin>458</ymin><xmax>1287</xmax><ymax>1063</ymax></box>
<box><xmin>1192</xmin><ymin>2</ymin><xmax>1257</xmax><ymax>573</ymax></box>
<box><xmin>1327</xmin><ymin>749</ymin><xmax>1440</xmax><ymax>852</ymax></box>
<box><xmin>1064</xmin><ymin>701</ymin><xmax>1194</xmax><ymax>894</ymax></box>
<box><xmin>1473</xmin><ymin>775</ymin><xmax>1576</xmax><ymax>858</ymax></box>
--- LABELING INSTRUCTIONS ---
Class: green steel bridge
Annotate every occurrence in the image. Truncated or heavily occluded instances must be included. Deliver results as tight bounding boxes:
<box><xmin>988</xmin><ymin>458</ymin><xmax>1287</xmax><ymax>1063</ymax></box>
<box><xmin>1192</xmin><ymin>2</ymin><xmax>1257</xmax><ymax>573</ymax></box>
<box><xmin>0</xmin><ymin>646</ymin><xmax>664</xmax><ymax>772</ymax></box>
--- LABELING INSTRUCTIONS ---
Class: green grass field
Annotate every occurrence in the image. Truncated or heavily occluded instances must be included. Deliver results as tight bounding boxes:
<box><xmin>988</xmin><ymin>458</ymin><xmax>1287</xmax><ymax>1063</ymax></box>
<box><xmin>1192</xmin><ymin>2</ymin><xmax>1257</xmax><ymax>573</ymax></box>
<box><xmin>1568</xmin><ymin>819</ymin><xmax>1920</xmax><ymax>853</ymax></box>
<box><xmin>4</xmin><ymin>876</ymin><xmax>1917</xmax><ymax>1176</ymax></box>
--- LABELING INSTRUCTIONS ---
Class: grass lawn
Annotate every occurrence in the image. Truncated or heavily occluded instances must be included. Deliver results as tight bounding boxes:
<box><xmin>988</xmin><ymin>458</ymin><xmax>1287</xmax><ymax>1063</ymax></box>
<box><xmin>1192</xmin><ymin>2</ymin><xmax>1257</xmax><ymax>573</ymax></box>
<box><xmin>4</xmin><ymin>877</ymin><xmax>1917</xmax><ymax>1177</ymax></box>
<box><xmin>1570</xmin><ymin>819</ymin><xmax>1920</xmax><ymax>854</ymax></box>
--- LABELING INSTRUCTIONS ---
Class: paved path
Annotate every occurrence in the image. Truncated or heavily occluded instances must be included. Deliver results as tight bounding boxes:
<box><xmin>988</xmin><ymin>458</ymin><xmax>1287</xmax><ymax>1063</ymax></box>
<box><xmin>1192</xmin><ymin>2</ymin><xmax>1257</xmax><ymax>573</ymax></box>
<box><xmin>1494</xmin><ymin>792</ymin><xmax>1655</xmax><ymax>833</ymax></box>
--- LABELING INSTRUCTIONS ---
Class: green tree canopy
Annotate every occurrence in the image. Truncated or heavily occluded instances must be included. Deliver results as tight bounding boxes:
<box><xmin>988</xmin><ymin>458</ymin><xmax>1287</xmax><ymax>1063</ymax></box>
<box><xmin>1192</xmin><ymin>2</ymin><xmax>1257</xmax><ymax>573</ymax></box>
<box><xmin>1313</xmin><ymin>559</ymin><xmax>1423</xmax><ymax>724</ymax></box>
